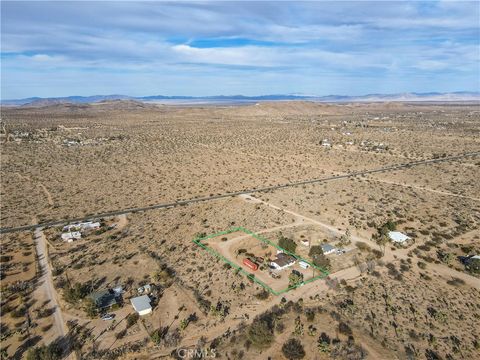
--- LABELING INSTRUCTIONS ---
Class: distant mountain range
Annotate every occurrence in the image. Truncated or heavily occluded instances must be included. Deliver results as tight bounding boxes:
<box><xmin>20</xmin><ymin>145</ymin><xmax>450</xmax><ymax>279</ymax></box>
<box><xmin>2</xmin><ymin>92</ymin><xmax>479</xmax><ymax>106</ymax></box>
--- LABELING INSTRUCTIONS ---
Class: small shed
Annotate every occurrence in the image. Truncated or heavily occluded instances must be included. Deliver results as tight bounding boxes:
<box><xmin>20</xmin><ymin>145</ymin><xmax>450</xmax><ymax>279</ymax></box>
<box><xmin>131</xmin><ymin>295</ymin><xmax>152</xmax><ymax>316</ymax></box>
<box><xmin>299</xmin><ymin>261</ymin><xmax>310</xmax><ymax>269</ymax></box>
<box><xmin>243</xmin><ymin>258</ymin><xmax>259</xmax><ymax>271</ymax></box>
<box><xmin>300</xmin><ymin>239</ymin><xmax>310</xmax><ymax>247</ymax></box>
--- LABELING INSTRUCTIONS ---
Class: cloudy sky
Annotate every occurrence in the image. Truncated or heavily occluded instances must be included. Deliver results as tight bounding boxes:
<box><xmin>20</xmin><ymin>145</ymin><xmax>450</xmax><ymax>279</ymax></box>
<box><xmin>1</xmin><ymin>1</ymin><xmax>479</xmax><ymax>99</ymax></box>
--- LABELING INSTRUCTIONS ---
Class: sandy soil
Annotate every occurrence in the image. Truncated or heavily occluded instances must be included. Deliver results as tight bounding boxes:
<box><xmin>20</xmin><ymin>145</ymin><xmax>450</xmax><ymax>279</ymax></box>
<box><xmin>1</xmin><ymin>101</ymin><xmax>479</xmax><ymax>359</ymax></box>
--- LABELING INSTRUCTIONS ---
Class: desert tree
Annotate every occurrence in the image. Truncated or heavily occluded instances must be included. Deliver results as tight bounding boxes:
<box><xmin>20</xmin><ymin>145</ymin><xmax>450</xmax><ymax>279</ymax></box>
<box><xmin>282</xmin><ymin>338</ymin><xmax>306</xmax><ymax>360</ymax></box>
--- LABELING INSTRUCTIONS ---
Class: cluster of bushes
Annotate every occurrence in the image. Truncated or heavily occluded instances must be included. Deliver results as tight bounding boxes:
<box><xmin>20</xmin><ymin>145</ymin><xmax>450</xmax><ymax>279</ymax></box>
<box><xmin>63</xmin><ymin>282</ymin><xmax>90</xmax><ymax>303</ymax></box>
<box><xmin>26</xmin><ymin>342</ymin><xmax>61</xmax><ymax>360</ymax></box>
<box><xmin>152</xmin><ymin>264</ymin><xmax>176</xmax><ymax>287</ymax></box>
<box><xmin>309</xmin><ymin>246</ymin><xmax>330</xmax><ymax>269</ymax></box>
<box><xmin>246</xmin><ymin>312</ymin><xmax>278</xmax><ymax>349</ymax></box>
<box><xmin>385</xmin><ymin>263</ymin><xmax>403</xmax><ymax>281</ymax></box>
<box><xmin>126</xmin><ymin>312</ymin><xmax>139</xmax><ymax>328</ymax></box>
<box><xmin>279</xmin><ymin>234</ymin><xmax>297</xmax><ymax>254</ymax></box>
<box><xmin>193</xmin><ymin>290</ymin><xmax>211</xmax><ymax>314</ymax></box>
<box><xmin>282</xmin><ymin>338</ymin><xmax>305</xmax><ymax>359</ymax></box>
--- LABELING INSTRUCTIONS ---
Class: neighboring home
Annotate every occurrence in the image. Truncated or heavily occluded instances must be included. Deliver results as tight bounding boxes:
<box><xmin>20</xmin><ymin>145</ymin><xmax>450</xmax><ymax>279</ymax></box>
<box><xmin>61</xmin><ymin>231</ymin><xmax>81</xmax><ymax>242</ymax></box>
<box><xmin>63</xmin><ymin>221</ymin><xmax>101</xmax><ymax>232</ymax></box>
<box><xmin>321</xmin><ymin>139</ymin><xmax>331</xmax><ymax>147</ymax></box>
<box><xmin>300</xmin><ymin>239</ymin><xmax>310</xmax><ymax>247</ymax></box>
<box><xmin>90</xmin><ymin>289</ymin><xmax>122</xmax><ymax>310</ymax></box>
<box><xmin>131</xmin><ymin>295</ymin><xmax>152</xmax><ymax>316</ymax></box>
<box><xmin>321</xmin><ymin>244</ymin><xmax>336</xmax><ymax>255</ymax></box>
<box><xmin>270</xmin><ymin>253</ymin><xmax>296</xmax><ymax>270</ymax></box>
<box><xmin>388</xmin><ymin>231</ymin><xmax>411</xmax><ymax>244</ymax></box>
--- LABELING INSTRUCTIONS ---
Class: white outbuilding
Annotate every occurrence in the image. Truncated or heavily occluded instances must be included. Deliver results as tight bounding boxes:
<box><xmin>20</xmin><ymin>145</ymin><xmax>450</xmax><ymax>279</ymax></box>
<box><xmin>299</xmin><ymin>261</ymin><xmax>310</xmax><ymax>269</ymax></box>
<box><xmin>61</xmin><ymin>231</ymin><xmax>81</xmax><ymax>241</ymax></box>
<box><xmin>388</xmin><ymin>231</ymin><xmax>410</xmax><ymax>244</ymax></box>
<box><xmin>130</xmin><ymin>295</ymin><xmax>152</xmax><ymax>316</ymax></box>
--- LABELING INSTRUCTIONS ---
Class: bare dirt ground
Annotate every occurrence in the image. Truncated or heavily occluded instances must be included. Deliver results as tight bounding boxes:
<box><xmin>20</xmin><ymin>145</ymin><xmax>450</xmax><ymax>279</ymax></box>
<box><xmin>1</xmin><ymin>101</ymin><xmax>479</xmax><ymax>359</ymax></box>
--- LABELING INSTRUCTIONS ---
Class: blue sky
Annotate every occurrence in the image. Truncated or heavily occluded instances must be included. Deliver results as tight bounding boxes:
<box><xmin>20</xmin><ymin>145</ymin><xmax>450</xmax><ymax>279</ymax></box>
<box><xmin>1</xmin><ymin>1</ymin><xmax>479</xmax><ymax>99</ymax></box>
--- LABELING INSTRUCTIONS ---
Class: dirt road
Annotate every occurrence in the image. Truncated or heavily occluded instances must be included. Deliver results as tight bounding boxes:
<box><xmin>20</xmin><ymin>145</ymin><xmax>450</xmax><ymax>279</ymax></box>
<box><xmin>33</xmin><ymin>227</ymin><xmax>68</xmax><ymax>339</ymax></box>
<box><xmin>3</xmin><ymin>151</ymin><xmax>479</xmax><ymax>235</ymax></box>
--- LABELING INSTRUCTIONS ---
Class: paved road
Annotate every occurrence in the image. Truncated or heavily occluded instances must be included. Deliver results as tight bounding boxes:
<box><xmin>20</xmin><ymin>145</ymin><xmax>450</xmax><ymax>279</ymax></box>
<box><xmin>1</xmin><ymin>151</ymin><xmax>479</xmax><ymax>234</ymax></box>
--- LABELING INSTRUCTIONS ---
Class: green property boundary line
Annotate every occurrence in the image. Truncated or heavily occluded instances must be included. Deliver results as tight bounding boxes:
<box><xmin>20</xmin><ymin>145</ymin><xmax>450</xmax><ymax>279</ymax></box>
<box><xmin>192</xmin><ymin>226</ymin><xmax>329</xmax><ymax>296</ymax></box>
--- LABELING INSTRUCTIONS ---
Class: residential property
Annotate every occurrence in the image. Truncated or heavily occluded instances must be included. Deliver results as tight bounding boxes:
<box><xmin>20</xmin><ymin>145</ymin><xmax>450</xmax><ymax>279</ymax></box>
<box><xmin>270</xmin><ymin>253</ymin><xmax>296</xmax><ymax>270</ymax></box>
<box><xmin>90</xmin><ymin>289</ymin><xmax>122</xmax><ymax>310</ymax></box>
<box><xmin>388</xmin><ymin>231</ymin><xmax>411</xmax><ymax>244</ymax></box>
<box><xmin>321</xmin><ymin>139</ymin><xmax>331</xmax><ymax>147</ymax></box>
<box><xmin>321</xmin><ymin>244</ymin><xmax>336</xmax><ymax>255</ymax></box>
<box><xmin>63</xmin><ymin>221</ymin><xmax>101</xmax><ymax>232</ymax></box>
<box><xmin>300</xmin><ymin>239</ymin><xmax>310</xmax><ymax>247</ymax></box>
<box><xmin>131</xmin><ymin>295</ymin><xmax>152</xmax><ymax>316</ymax></box>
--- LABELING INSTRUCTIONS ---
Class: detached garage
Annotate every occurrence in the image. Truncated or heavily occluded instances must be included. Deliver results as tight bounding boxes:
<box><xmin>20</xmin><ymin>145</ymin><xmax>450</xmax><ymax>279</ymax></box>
<box><xmin>130</xmin><ymin>295</ymin><xmax>152</xmax><ymax>316</ymax></box>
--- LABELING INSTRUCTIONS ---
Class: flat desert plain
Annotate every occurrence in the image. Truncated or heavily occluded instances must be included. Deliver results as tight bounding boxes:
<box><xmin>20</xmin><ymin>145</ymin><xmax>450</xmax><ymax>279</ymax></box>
<box><xmin>1</xmin><ymin>101</ymin><xmax>479</xmax><ymax>360</ymax></box>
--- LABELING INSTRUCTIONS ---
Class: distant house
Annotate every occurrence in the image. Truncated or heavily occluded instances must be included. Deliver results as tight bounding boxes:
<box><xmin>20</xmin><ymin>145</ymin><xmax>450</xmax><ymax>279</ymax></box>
<box><xmin>321</xmin><ymin>244</ymin><xmax>336</xmax><ymax>255</ymax></box>
<box><xmin>61</xmin><ymin>231</ymin><xmax>81</xmax><ymax>242</ymax></box>
<box><xmin>131</xmin><ymin>295</ymin><xmax>152</xmax><ymax>316</ymax></box>
<box><xmin>321</xmin><ymin>139</ymin><xmax>331</xmax><ymax>147</ymax></box>
<box><xmin>90</xmin><ymin>289</ymin><xmax>122</xmax><ymax>310</ymax></box>
<box><xmin>388</xmin><ymin>231</ymin><xmax>410</xmax><ymax>244</ymax></box>
<box><xmin>270</xmin><ymin>253</ymin><xmax>296</xmax><ymax>270</ymax></box>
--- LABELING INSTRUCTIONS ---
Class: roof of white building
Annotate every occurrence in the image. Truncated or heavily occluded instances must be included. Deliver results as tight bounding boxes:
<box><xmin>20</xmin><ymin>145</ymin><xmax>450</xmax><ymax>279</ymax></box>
<box><xmin>130</xmin><ymin>295</ymin><xmax>151</xmax><ymax>313</ymax></box>
<box><xmin>388</xmin><ymin>231</ymin><xmax>410</xmax><ymax>243</ymax></box>
<box><xmin>321</xmin><ymin>244</ymin><xmax>335</xmax><ymax>252</ymax></box>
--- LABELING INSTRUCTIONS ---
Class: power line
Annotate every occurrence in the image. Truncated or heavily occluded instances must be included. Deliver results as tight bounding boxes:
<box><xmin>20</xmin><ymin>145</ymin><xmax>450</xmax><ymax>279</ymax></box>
<box><xmin>1</xmin><ymin>151</ymin><xmax>479</xmax><ymax>235</ymax></box>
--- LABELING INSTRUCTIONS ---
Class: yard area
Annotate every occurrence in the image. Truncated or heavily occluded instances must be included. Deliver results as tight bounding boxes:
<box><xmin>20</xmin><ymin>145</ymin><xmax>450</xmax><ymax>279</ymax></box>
<box><xmin>197</xmin><ymin>228</ymin><xmax>328</xmax><ymax>294</ymax></box>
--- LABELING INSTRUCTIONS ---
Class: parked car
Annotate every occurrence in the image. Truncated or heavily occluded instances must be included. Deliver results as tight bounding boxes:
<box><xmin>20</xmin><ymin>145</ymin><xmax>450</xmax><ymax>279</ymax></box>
<box><xmin>101</xmin><ymin>314</ymin><xmax>115</xmax><ymax>321</ymax></box>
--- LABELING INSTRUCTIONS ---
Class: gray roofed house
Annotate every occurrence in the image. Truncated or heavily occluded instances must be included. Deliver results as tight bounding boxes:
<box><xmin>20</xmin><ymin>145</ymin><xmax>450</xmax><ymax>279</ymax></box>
<box><xmin>321</xmin><ymin>244</ymin><xmax>336</xmax><ymax>255</ymax></box>
<box><xmin>90</xmin><ymin>289</ymin><xmax>121</xmax><ymax>309</ymax></box>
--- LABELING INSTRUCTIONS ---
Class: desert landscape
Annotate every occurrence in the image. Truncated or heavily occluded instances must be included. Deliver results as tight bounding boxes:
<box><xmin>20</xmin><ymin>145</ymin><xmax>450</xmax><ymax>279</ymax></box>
<box><xmin>1</xmin><ymin>101</ymin><xmax>479</xmax><ymax>359</ymax></box>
